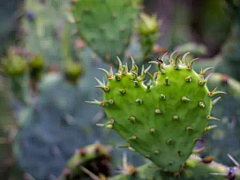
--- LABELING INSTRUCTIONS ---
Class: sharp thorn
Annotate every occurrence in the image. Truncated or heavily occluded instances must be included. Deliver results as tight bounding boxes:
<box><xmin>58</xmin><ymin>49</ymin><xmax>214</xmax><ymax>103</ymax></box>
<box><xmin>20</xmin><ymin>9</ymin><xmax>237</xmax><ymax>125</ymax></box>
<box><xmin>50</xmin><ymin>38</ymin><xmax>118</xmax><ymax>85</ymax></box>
<box><xmin>94</xmin><ymin>77</ymin><xmax>105</xmax><ymax>86</ymax></box>
<box><xmin>200</xmin><ymin>67</ymin><xmax>214</xmax><ymax>76</ymax></box>
<box><xmin>228</xmin><ymin>154</ymin><xmax>240</xmax><ymax>166</ymax></box>
<box><xmin>130</xmin><ymin>56</ymin><xmax>135</xmax><ymax>65</ymax></box>
<box><xmin>182</xmin><ymin>52</ymin><xmax>190</xmax><ymax>64</ymax></box>
<box><xmin>205</xmin><ymin>125</ymin><xmax>217</xmax><ymax>131</ymax></box>
<box><xmin>174</xmin><ymin>53</ymin><xmax>181</xmax><ymax>68</ymax></box>
<box><xmin>187</xmin><ymin>58</ymin><xmax>199</xmax><ymax>69</ymax></box>
<box><xmin>98</xmin><ymin>68</ymin><xmax>113</xmax><ymax>79</ymax></box>
<box><xmin>209</xmin><ymin>88</ymin><xmax>227</xmax><ymax>97</ymax></box>
<box><xmin>192</xmin><ymin>147</ymin><xmax>205</xmax><ymax>154</ymax></box>
<box><xmin>170</xmin><ymin>50</ymin><xmax>179</xmax><ymax>64</ymax></box>
<box><xmin>144</xmin><ymin>65</ymin><xmax>151</xmax><ymax>74</ymax></box>
<box><xmin>206</xmin><ymin>115</ymin><xmax>220</xmax><ymax>121</ymax></box>
<box><xmin>96</xmin><ymin>123</ymin><xmax>105</xmax><ymax>127</ymax></box>
<box><xmin>86</xmin><ymin>100</ymin><xmax>105</xmax><ymax>106</ymax></box>
<box><xmin>161</xmin><ymin>52</ymin><xmax>168</xmax><ymax>62</ymax></box>
<box><xmin>211</xmin><ymin>97</ymin><xmax>222</xmax><ymax>106</ymax></box>
<box><xmin>141</xmin><ymin>65</ymin><xmax>145</xmax><ymax>75</ymax></box>
<box><xmin>116</xmin><ymin>56</ymin><xmax>123</xmax><ymax>71</ymax></box>
<box><xmin>149</xmin><ymin>61</ymin><xmax>158</xmax><ymax>65</ymax></box>
<box><xmin>204</xmin><ymin>73</ymin><xmax>213</xmax><ymax>84</ymax></box>
<box><xmin>98</xmin><ymin>68</ymin><xmax>109</xmax><ymax>75</ymax></box>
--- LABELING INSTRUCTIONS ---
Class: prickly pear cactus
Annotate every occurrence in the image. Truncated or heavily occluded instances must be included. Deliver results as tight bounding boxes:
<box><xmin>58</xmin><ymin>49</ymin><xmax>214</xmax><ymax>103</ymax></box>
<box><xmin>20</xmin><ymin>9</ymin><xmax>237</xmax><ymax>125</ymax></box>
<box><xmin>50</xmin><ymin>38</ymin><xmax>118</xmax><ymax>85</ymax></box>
<box><xmin>90</xmin><ymin>52</ymin><xmax>225</xmax><ymax>173</ymax></box>
<box><xmin>112</xmin><ymin>155</ymin><xmax>240</xmax><ymax>180</ymax></box>
<box><xmin>60</xmin><ymin>143</ymin><xmax>112</xmax><ymax>180</ymax></box>
<box><xmin>72</xmin><ymin>0</ymin><xmax>139</xmax><ymax>66</ymax></box>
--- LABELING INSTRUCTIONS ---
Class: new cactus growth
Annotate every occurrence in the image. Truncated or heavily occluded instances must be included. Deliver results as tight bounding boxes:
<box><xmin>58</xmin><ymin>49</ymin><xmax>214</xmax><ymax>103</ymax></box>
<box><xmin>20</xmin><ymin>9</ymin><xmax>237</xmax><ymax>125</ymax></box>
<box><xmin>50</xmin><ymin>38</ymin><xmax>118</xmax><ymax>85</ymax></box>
<box><xmin>60</xmin><ymin>143</ymin><xmax>112</xmax><ymax>180</ymax></box>
<box><xmin>72</xmin><ymin>0</ymin><xmax>139</xmax><ymax>66</ymax></box>
<box><xmin>138</xmin><ymin>13</ymin><xmax>160</xmax><ymax>61</ymax></box>
<box><xmin>89</xmin><ymin>52</ymin><xmax>225</xmax><ymax>173</ymax></box>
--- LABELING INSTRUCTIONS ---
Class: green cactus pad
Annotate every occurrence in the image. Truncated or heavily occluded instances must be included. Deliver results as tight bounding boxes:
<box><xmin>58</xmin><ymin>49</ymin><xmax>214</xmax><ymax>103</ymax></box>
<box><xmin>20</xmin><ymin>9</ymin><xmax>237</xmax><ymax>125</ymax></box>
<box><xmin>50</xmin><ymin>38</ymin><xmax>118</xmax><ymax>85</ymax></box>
<box><xmin>90</xmin><ymin>52</ymin><xmax>224</xmax><ymax>172</ymax></box>
<box><xmin>72</xmin><ymin>0</ymin><xmax>139</xmax><ymax>66</ymax></box>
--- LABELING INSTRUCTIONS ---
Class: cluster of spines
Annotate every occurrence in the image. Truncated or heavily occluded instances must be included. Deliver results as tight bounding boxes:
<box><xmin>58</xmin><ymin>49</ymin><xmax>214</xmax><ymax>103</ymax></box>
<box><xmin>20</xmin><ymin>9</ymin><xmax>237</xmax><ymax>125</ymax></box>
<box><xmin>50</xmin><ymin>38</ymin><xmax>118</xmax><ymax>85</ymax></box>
<box><xmin>87</xmin><ymin>52</ymin><xmax>226</xmax><ymax>162</ymax></box>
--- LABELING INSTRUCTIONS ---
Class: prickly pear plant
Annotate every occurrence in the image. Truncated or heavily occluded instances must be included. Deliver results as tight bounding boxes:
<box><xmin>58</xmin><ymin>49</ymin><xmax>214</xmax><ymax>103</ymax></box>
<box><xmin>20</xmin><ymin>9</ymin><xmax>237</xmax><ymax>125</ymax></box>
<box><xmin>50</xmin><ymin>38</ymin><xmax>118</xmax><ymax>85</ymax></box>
<box><xmin>72</xmin><ymin>0</ymin><xmax>139</xmax><ymax>66</ymax></box>
<box><xmin>89</xmin><ymin>52</ymin><xmax>225</xmax><ymax>173</ymax></box>
<box><xmin>112</xmin><ymin>155</ymin><xmax>240</xmax><ymax>180</ymax></box>
<box><xmin>138</xmin><ymin>13</ymin><xmax>160</xmax><ymax>62</ymax></box>
<box><xmin>60</xmin><ymin>143</ymin><xmax>112</xmax><ymax>180</ymax></box>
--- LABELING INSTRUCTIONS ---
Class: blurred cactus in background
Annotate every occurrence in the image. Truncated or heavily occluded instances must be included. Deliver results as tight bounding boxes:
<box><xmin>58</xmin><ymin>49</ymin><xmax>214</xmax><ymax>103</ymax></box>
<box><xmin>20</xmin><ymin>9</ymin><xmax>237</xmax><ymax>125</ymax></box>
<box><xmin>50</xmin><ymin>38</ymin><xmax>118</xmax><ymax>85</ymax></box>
<box><xmin>72</xmin><ymin>0</ymin><xmax>139</xmax><ymax>66</ymax></box>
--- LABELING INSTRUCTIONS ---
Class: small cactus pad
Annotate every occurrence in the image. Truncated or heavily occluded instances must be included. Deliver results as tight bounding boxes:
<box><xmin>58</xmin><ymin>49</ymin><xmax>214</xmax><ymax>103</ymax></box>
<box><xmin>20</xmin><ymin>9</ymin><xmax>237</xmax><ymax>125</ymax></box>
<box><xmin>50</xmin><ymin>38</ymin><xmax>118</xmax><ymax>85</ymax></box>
<box><xmin>90</xmin><ymin>52</ymin><xmax>225</xmax><ymax>172</ymax></box>
<box><xmin>72</xmin><ymin>0</ymin><xmax>139</xmax><ymax>66</ymax></box>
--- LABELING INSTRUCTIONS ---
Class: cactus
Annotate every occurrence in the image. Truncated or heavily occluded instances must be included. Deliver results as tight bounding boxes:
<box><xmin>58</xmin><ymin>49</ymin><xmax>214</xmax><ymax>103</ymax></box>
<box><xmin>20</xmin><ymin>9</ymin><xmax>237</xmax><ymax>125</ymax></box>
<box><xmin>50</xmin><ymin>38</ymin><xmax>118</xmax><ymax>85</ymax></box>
<box><xmin>111</xmin><ymin>155</ymin><xmax>240</xmax><ymax>180</ymax></box>
<box><xmin>60</xmin><ymin>143</ymin><xmax>112</xmax><ymax>180</ymax></box>
<box><xmin>138</xmin><ymin>13</ymin><xmax>160</xmax><ymax>62</ymax></box>
<box><xmin>89</xmin><ymin>52</ymin><xmax>225</xmax><ymax>173</ymax></box>
<box><xmin>72</xmin><ymin>0</ymin><xmax>139</xmax><ymax>66</ymax></box>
